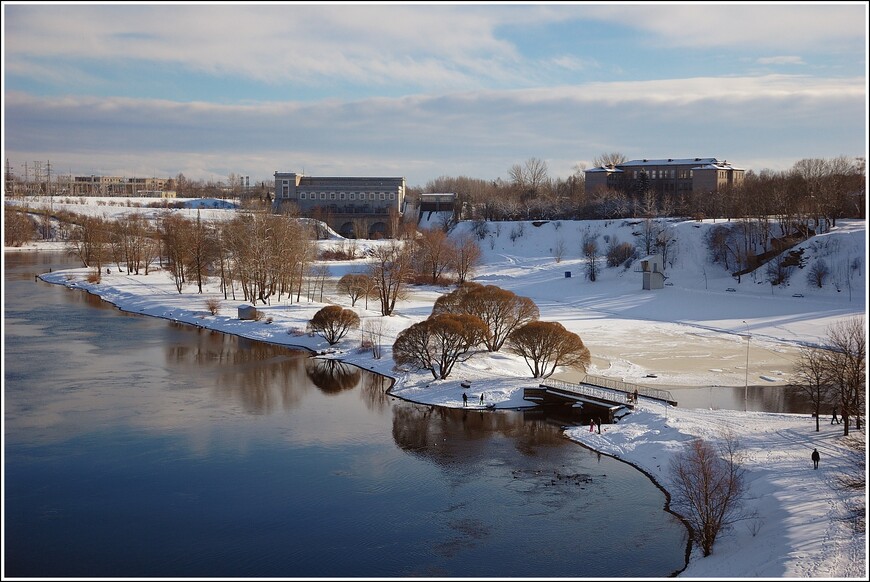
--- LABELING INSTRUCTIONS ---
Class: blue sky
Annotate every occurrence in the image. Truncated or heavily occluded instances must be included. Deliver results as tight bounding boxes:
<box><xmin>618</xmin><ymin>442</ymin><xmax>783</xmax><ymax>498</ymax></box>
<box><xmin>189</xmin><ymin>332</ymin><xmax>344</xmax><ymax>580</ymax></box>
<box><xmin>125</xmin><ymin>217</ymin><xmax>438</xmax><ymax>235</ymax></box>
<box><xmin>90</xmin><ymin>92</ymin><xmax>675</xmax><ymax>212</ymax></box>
<box><xmin>2</xmin><ymin>2</ymin><xmax>867</xmax><ymax>187</ymax></box>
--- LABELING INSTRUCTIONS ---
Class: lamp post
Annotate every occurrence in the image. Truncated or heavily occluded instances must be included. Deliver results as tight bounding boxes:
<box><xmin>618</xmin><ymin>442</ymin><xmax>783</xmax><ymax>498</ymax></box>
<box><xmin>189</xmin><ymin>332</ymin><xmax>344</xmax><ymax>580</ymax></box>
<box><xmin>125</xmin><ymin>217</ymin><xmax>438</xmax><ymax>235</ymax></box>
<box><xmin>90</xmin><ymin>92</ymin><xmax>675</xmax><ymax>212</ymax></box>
<box><xmin>743</xmin><ymin>320</ymin><xmax>750</xmax><ymax>412</ymax></box>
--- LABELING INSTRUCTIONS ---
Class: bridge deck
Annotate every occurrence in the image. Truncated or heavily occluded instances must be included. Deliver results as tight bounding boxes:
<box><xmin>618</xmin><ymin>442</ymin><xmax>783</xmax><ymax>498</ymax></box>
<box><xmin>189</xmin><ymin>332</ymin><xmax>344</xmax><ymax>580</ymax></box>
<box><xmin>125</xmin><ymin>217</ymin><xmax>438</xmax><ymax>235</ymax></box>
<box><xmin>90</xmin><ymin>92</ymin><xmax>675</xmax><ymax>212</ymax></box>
<box><xmin>523</xmin><ymin>375</ymin><xmax>677</xmax><ymax>420</ymax></box>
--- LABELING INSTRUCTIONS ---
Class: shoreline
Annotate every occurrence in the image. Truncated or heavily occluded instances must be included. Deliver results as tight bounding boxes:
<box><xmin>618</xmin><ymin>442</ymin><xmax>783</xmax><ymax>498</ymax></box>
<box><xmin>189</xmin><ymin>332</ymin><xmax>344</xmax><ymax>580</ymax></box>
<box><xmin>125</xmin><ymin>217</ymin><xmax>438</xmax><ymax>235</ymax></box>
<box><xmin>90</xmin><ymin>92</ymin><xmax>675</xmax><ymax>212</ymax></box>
<box><xmin>27</xmin><ymin>254</ymin><xmax>867</xmax><ymax>578</ymax></box>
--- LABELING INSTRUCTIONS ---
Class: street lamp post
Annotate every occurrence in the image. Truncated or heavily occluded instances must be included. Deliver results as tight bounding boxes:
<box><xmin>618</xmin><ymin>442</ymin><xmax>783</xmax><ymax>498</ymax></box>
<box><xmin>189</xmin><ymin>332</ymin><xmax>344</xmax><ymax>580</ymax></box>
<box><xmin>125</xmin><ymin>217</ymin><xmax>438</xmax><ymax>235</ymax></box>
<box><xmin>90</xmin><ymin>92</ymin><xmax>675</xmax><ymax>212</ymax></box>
<box><xmin>743</xmin><ymin>320</ymin><xmax>750</xmax><ymax>412</ymax></box>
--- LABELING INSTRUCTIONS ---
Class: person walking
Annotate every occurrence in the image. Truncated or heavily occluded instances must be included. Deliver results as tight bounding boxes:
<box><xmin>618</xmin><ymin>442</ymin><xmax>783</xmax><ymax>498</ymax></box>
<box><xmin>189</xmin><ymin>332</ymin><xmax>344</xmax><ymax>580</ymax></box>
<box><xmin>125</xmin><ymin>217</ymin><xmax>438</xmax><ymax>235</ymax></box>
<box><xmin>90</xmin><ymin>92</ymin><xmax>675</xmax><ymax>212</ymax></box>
<box><xmin>811</xmin><ymin>448</ymin><xmax>820</xmax><ymax>470</ymax></box>
<box><xmin>831</xmin><ymin>408</ymin><xmax>841</xmax><ymax>424</ymax></box>
<box><xmin>480</xmin><ymin>393</ymin><xmax>485</xmax><ymax>405</ymax></box>
<box><xmin>596</xmin><ymin>418</ymin><xmax>602</xmax><ymax>434</ymax></box>
<box><xmin>589</xmin><ymin>419</ymin><xmax>595</xmax><ymax>433</ymax></box>
<box><xmin>462</xmin><ymin>392</ymin><xmax>468</xmax><ymax>407</ymax></box>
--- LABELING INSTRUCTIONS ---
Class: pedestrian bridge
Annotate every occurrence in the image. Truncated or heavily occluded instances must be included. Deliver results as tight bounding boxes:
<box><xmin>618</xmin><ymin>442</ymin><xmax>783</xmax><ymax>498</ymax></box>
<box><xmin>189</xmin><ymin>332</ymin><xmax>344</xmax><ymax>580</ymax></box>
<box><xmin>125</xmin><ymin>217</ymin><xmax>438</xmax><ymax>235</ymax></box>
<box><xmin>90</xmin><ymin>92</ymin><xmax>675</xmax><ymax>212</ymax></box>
<box><xmin>523</xmin><ymin>374</ymin><xmax>677</xmax><ymax>422</ymax></box>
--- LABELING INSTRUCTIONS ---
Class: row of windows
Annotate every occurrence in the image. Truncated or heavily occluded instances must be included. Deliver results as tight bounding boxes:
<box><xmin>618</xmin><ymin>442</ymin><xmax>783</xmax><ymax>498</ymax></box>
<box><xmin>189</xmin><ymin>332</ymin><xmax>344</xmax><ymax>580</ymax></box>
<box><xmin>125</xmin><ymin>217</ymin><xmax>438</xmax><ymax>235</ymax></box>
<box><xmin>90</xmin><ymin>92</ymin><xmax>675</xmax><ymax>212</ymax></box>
<box><xmin>633</xmin><ymin>169</ymin><xmax>694</xmax><ymax>179</ymax></box>
<box><xmin>299</xmin><ymin>191</ymin><xmax>394</xmax><ymax>201</ymax></box>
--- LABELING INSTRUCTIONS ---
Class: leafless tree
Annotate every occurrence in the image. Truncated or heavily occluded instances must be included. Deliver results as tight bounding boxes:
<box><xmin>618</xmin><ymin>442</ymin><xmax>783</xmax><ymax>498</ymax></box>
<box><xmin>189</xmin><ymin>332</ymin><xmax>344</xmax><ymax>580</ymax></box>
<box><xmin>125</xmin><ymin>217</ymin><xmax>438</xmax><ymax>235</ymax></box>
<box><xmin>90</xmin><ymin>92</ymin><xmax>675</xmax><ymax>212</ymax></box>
<box><xmin>4</xmin><ymin>208</ymin><xmax>37</xmax><ymax>247</ymax></box>
<box><xmin>433</xmin><ymin>283</ymin><xmax>539</xmax><ymax>352</ymax></box>
<box><xmin>553</xmin><ymin>237</ymin><xmax>566</xmax><ymax>263</ymax></box>
<box><xmin>68</xmin><ymin>214</ymin><xmax>110</xmax><ymax>272</ymax></box>
<box><xmin>337</xmin><ymin>273</ymin><xmax>369</xmax><ymax>307</ymax></box>
<box><xmin>823</xmin><ymin>316</ymin><xmax>866</xmax><ymax>435</ymax></box>
<box><xmin>393</xmin><ymin>313</ymin><xmax>488</xmax><ymax>379</ymax></box>
<box><xmin>592</xmin><ymin>152</ymin><xmax>628</xmax><ymax>168</ymax></box>
<box><xmin>309</xmin><ymin>305</ymin><xmax>360</xmax><ymax>345</ymax></box>
<box><xmin>186</xmin><ymin>211</ymin><xmax>219</xmax><ymax>293</ymax></box>
<box><xmin>415</xmin><ymin>227</ymin><xmax>456</xmax><ymax>285</ymax></box>
<box><xmin>368</xmin><ymin>241</ymin><xmax>414</xmax><ymax>316</ymax></box>
<box><xmin>160</xmin><ymin>213</ymin><xmax>191</xmax><ymax>293</ymax></box>
<box><xmin>807</xmin><ymin>259</ymin><xmax>830</xmax><ymax>288</ymax></box>
<box><xmin>669</xmin><ymin>433</ymin><xmax>748</xmax><ymax>557</ymax></box>
<box><xmin>792</xmin><ymin>346</ymin><xmax>833</xmax><ymax>432</ymax></box>
<box><xmin>506</xmin><ymin>321</ymin><xmax>591</xmax><ymax>378</ymax></box>
<box><xmin>361</xmin><ymin>317</ymin><xmax>385</xmax><ymax>359</ymax></box>
<box><xmin>583</xmin><ymin>231</ymin><xmax>600</xmax><ymax>282</ymax></box>
<box><xmin>452</xmin><ymin>233</ymin><xmax>482</xmax><ymax>284</ymax></box>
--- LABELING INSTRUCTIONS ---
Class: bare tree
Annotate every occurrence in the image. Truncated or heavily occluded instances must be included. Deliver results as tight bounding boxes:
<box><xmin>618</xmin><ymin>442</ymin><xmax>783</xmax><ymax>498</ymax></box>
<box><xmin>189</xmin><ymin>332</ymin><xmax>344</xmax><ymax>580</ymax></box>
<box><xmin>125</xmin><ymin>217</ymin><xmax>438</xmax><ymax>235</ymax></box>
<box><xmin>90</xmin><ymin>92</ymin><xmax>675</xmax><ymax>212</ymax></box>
<box><xmin>583</xmin><ymin>231</ymin><xmax>600</xmax><ymax>282</ymax></box>
<box><xmin>807</xmin><ymin>259</ymin><xmax>830</xmax><ymax>288</ymax></box>
<box><xmin>415</xmin><ymin>227</ymin><xmax>456</xmax><ymax>285</ymax></box>
<box><xmin>337</xmin><ymin>273</ymin><xmax>369</xmax><ymax>307</ymax></box>
<box><xmin>506</xmin><ymin>321</ymin><xmax>591</xmax><ymax>378</ymax></box>
<box><xmin>452</xmin><ymin>233</ymin><xmax>482</xmax><ymax>284</ymax></box>
<box><xmin>368</xmin><ymin>241</ymin><xmax>414</xmax><ymax>316</ymax></box>
<box><xmin>433</xmin><ymin>283</ymin><xmax>540</xmax><ymax>352</ymax></box>
<box><xmin>4</xmin><ymin>208</ymin><xmax>37</xmax><ymax>247</ymax></box>
<box><xmin>393</xmin><ymin>313</ymin><xmax>488</xmax><ymax>379</ymax></box>
<box><xmin>553</xmin><ymin>237</ymin><xmax>566</xmax><ymax>263</ymax></box>
<box><xmin>592</xmin><ymin>152</ymin><xmax>628</xmax><ymax>168</ymax></box>
<box><xmin>308</xmin><ymin>305</ymin><xmax>360</xmax><ymax>345</ymax></box>
<box><xmin>669</xmin><ymin>433</ymin><xmax>748</xmax><ymax>557</ymax></box>
<box><xmin>823</xmin><ymin>316</ymin><xmax>866</xmax><ymax>435</ymax></box>
<box><xmin>792</xmin><ymin>346</ymin><xmax>833</xmax><ymax>432</ymax></box>
<box><xmin>361</xmin><ymin>317</ymin><xmax>384</xmax><ymax>359</ymax></box>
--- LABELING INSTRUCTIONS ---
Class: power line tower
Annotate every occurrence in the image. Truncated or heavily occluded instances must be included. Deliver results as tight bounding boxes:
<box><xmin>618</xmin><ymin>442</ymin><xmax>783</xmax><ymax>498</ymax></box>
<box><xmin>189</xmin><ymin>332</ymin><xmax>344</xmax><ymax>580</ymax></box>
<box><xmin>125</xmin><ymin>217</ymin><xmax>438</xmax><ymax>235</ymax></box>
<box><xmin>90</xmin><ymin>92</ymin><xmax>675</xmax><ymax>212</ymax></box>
<box><xmin>4</xmin><ymin>158</ymin><xmax>15</xmax><ymax>197</ymax></box>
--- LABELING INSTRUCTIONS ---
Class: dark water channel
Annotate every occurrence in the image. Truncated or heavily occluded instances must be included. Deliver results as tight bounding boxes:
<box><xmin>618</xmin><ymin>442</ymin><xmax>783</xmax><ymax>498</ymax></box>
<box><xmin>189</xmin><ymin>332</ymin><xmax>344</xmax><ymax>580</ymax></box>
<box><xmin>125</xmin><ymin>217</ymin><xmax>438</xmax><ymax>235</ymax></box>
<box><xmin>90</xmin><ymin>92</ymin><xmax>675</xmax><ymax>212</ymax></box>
<box><xmin>3</xmin><ymin>251</ymin><xmax>691</xmax><ymax>578</ymax></box>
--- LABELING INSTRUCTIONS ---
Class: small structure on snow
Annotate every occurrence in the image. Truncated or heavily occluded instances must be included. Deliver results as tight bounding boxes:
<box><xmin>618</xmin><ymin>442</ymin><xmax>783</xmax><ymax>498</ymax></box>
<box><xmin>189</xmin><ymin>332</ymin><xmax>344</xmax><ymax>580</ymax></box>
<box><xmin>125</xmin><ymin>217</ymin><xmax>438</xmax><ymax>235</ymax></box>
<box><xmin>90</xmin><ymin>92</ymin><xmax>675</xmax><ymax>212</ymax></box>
<box><xmin>639</xmin><ymin>254</ymin><xmax>665</xmax><ymax>290</ymax></box>
<box><xmin>238</xmin><ymin>304</ymin><xmax>258</xmax><ymax>320</ymax></box>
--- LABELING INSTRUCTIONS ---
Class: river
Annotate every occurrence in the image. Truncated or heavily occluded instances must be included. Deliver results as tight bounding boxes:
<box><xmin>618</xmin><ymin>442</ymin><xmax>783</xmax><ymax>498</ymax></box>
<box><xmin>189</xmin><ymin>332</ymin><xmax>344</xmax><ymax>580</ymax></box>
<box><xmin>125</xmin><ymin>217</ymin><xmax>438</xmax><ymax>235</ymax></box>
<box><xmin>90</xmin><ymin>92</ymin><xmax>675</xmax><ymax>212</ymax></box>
<box><xmin>4</xmin><ymin>251</ymin><xmax>693</xmax><ymax>577</ymax></box>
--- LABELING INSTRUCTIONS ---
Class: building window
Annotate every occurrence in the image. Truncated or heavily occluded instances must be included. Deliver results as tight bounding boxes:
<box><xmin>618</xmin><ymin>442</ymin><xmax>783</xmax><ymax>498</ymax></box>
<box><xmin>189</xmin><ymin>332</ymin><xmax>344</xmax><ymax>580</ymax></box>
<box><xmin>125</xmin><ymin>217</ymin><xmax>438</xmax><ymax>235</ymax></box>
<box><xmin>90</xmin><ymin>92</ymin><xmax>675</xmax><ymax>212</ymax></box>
<box><xmin>283</xmin><ymin>185</ymin><xmax>289</xmax><ymax>196</ymax></box>
<box><xmin>340</xmin><ymin>192</ymin><xmax>345</xmax><ymax>200</ymax></box>
<box><xmin>330</xmin><ymin>192</ymin><xmax>336</xmax><ymax>200</ymax></box>
<box><xmin>321</xmin><ymin>192</ymin><xmax>326</xmax><ymax>200</ymax></box>
<box><xmin>350</xmin><ymin>192</ymin><xmax>355</xmax><ymax>200</ymax></box>
<box><xmin>370</xmin><ymin>192</ymin><xmax>375</xmax><ymax>200</ymax></box>
<box><xmin>389</xmin><ymin>192</ymin><xmax>395</xmax><ymax>200</ymax></box>
<box><xmin>300</xmin><ymin>192</ymin><xmax>306</xmax><ymax>199</ymax></box>
<box><xmin>379</xmin><ymin>192</ymin><xmax>385</xmax><ymax>200</ymax></box>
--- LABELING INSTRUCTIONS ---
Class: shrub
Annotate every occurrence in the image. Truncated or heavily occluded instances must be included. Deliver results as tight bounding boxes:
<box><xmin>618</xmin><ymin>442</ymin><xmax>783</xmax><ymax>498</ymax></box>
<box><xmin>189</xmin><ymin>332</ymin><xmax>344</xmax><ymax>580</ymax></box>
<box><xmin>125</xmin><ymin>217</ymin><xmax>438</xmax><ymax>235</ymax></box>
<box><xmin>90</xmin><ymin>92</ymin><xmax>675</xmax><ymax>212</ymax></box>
<box><xmin>205</xmin><ymin>298</ymin><xmax>222</xmax><ymax>315</ymax></box>
<box><xmin>309</xmin><ymin>305</ymin><xmax>360</xmax><ymax>345</ymax></box>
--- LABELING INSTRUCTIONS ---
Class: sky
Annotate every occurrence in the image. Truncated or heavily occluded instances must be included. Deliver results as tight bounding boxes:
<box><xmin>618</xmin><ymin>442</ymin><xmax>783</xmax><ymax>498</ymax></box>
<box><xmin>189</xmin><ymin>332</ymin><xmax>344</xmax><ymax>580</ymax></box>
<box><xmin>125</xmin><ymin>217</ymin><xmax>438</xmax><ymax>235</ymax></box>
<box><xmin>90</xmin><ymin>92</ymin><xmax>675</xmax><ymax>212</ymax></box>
<box><xmin>9</xmin><ymin>196</ymin><xmax>866</xmax><ymax>578</ymax></box>
<box><xmin>2</xmin><ymin>2</ymin><xmax>868</xmax><ymax>188</ymax></box>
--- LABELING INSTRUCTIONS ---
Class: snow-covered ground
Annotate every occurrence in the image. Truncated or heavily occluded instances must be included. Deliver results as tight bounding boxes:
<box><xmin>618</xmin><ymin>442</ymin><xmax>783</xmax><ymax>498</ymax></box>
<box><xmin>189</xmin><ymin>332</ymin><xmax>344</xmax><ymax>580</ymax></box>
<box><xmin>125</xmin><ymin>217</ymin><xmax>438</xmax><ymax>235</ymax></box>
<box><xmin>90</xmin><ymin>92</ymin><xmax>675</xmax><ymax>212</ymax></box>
<box><xmin>5</xmin><ymin>197</ymin><xmax>867</xmax><ymax>577</ymax></box>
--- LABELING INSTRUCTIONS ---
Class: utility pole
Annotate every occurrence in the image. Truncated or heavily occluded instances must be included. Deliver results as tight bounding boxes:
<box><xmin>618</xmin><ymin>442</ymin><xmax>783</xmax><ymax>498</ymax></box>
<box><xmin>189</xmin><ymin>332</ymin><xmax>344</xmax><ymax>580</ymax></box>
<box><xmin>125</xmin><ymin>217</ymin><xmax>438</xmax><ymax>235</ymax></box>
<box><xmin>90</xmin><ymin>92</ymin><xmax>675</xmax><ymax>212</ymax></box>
<box><xmin>743</xmin><ymin>320</ymin><xmax>751</xmax><ymax>412</ymax></box>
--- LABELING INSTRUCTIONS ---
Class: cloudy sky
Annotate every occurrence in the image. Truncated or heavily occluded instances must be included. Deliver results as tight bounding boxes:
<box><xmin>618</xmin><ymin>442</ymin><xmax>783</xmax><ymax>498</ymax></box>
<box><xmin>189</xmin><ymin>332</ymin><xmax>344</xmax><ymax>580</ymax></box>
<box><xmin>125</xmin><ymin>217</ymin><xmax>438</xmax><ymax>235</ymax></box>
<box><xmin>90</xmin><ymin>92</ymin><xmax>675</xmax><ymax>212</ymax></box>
<box><xmin>2</xmin><ymin>2</ymin><xmax>867</xmax><ymax>187</ymax></box>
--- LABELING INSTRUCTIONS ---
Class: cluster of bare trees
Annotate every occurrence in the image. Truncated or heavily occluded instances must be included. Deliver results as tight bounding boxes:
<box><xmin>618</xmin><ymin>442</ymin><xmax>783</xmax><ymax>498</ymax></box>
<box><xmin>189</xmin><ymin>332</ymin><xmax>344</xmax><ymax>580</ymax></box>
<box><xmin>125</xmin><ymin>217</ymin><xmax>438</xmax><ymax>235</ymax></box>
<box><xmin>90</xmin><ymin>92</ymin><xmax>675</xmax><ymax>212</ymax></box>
<box><xmin>4</xmin><ymin>207</ymin><xmax>38</xmax><ymax>247</ymax></box>
<box><xmin>793</xmin><ymin>316</ymin><xmax>866</xmax><ymax>435</ymax></box>
<box><xmin>64</xmin><ymin>207</ymin><xmax>318</xmax><ymax>304</ymax></box>
<box><xmin>394</xmin><ymin>282</ymin><xmax>589</xmax><ymax>379</ymax></box>
<box><xmin>419</xmin><ymin>155</ymin><xmax>864</xmax><ymax>225</ymax></box>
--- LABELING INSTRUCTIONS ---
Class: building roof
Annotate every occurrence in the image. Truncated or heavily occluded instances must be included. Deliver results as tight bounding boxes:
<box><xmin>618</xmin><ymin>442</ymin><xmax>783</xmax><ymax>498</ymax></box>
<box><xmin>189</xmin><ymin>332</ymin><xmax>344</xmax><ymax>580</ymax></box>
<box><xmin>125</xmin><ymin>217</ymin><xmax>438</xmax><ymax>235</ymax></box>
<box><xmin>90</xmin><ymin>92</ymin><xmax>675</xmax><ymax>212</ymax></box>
<box><xmin>586</xmin><ymin>158</ymin><xmax>744</xmax><ymax>173</ymax></box>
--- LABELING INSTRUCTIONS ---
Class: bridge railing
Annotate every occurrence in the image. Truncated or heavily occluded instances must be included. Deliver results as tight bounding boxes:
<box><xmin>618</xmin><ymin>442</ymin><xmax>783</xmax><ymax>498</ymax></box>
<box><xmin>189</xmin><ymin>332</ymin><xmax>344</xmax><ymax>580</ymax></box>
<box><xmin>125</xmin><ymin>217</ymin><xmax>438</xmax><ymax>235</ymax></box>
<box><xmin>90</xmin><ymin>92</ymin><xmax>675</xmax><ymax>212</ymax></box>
<box><xmin>542</xmin><ymin>375</ymin><xmax>676</xmax><ymax>405</ymax></box>
<box><xmin>539</xmin><ymin>378</ymin><xmax>631</xmax><ymax>405</ymax></box>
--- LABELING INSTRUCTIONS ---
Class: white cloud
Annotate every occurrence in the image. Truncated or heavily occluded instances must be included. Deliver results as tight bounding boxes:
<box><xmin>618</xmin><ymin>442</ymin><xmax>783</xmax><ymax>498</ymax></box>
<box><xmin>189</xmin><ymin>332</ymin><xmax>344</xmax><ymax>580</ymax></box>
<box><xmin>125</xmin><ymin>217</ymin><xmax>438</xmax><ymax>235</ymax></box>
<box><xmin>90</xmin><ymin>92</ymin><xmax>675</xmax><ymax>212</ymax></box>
<box><xmin>583</xmin><ymin>4</ymin><xmax>866</xmax><ymax>51</ymax></box>
<box><xmin>5</xmin><ymin>4</ymin><xmax>863</xmax><ymax>94</ymax></box>
<box><xmin>4</xmin><ymin>72</ymin><xmax>865</xmax><ymax>185</ymax></box>
<box><xmin>756</xmin><ymin>56</ymin><xmax>806</xmax><ymax>66</ymax></box>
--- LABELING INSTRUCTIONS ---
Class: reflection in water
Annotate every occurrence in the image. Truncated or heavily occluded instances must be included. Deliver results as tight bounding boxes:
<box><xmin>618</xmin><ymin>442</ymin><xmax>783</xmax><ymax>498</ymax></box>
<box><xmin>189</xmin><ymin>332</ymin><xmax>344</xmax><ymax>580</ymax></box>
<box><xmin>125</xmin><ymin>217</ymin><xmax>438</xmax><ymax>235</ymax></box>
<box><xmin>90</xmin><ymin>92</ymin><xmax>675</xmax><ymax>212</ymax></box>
<box><xmin>391</xmin><ymin>403</ymin><xmax>568</xmax><ymax>464</ymax></box>
<box><xmin>5</xmin><ymin>251</ymin><xmax>690</xmax><ymax>578</ymax></box>
<box><xmin>305</xmin><ymin>358</ymin><xmax>362</xmax><ymax>393</ymax></box>
<box><xmin>166</xmin><ymin>325</ymin><xmax>313</xmax><ymax>414</ymax></box>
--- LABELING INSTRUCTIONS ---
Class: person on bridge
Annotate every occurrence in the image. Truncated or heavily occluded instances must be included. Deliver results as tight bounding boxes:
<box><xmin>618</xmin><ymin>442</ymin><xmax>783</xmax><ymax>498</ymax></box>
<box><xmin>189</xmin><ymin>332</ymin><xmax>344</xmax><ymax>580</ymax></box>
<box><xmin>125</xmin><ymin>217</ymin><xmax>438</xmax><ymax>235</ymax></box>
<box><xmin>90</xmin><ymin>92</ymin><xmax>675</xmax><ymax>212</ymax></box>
<box><xmin>811</xmin><ymin>448</ymin><xmax>820</xmax><ymax>470</ymax></box>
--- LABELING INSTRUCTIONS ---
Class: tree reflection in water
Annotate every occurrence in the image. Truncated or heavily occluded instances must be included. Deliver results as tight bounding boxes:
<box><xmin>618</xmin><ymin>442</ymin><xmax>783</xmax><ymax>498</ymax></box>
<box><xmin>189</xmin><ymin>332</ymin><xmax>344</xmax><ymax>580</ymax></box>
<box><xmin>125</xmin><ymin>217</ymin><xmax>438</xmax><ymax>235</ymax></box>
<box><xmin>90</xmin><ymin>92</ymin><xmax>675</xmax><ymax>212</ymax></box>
<box><xmin>305</xmin><ymin>358</ymin><xmax>362</xmax><ymax>394</ymax></box>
